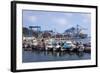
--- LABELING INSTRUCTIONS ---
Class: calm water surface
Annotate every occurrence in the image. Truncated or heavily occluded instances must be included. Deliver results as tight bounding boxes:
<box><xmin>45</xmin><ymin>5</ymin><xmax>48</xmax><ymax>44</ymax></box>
<box><xmin>22</xmin><ymin>50</ymin><xmax>91</xmax><ymax>63</ymax></box>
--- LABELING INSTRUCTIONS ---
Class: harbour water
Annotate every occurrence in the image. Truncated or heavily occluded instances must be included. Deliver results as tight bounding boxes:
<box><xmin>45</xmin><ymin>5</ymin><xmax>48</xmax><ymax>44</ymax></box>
<box><xmin>22</xmin><ymin>50</ymin><xmax>91</xmax><ymax>63</ymax></box>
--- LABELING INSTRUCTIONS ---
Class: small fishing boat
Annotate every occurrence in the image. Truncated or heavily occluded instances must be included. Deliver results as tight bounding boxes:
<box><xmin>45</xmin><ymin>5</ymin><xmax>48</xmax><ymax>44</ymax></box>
<box><xmin>62</xmin><ymin>41</ymin><xmax>76</xmax><ymax>51</ymax></box>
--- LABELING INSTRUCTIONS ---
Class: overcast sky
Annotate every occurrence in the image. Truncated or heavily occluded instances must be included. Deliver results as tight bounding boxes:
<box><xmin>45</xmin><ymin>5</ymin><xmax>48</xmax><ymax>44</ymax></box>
<box><xmin>23</xmin><ymin>10</ymin><xmax>91</xmax><ymax>35</ymax></box>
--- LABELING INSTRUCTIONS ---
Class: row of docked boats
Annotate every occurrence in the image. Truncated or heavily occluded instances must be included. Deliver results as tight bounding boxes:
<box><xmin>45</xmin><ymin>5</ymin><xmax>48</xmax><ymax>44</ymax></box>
<box><xmin>23</xmin><ymin>38</ymin><xmax>91</xmax><ymax>52</ymax></box>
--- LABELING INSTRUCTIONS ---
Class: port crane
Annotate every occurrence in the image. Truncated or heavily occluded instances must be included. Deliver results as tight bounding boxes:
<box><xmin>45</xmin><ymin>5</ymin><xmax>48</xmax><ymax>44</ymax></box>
<box><xmin>29</xmin><ymin>26</ymin><xmax>41</xmax><ymax>37</ymax></box>
<box><xmin>75</xmin><ymin>24</ymin><xmax>87</xmax><ymax>38</ymax></box>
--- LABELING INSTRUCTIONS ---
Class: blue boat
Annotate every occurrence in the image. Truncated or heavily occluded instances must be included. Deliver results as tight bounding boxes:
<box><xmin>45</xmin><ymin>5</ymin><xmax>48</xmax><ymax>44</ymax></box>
<box><xmin>62</xmin><ymin>42</ymin><xmax>72</xmax><ymax>50</ymax></box>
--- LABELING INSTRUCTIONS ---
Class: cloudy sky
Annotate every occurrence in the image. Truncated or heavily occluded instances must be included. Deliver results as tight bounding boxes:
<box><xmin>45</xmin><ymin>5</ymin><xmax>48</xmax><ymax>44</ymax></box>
<box><xmin>23</xmin><ymin>10</ymin><xmax>91</xmax><ymax>35</ymax></box>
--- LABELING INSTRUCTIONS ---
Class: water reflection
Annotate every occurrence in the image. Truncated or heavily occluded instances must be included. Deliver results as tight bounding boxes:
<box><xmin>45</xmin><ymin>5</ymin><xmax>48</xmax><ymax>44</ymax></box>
<box><xmin>32</xmin><ymin>50</ymin><xmax>85</xmax><ymax>57</ymax></box>
<box><xmin>23</xmin><ymin>50</ymin><xmax>91</xmax><ymax>62</ymax></box>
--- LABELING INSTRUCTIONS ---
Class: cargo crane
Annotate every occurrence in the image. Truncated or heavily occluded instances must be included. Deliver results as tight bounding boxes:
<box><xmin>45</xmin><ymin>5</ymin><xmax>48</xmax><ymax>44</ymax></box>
<box><xmin>64</xmin><ymin>24</ymin><xmax>87</xmax><ymax>39</ymax></box>
<box><xmin>29</xmin><ymin>26</ymin><xmax>41</xmax><ymax>38</ymax></box>
<box><xmin>75</xmin><ymin>24</ymin><xmax>87</xmax><ymax>38</ymax></box>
